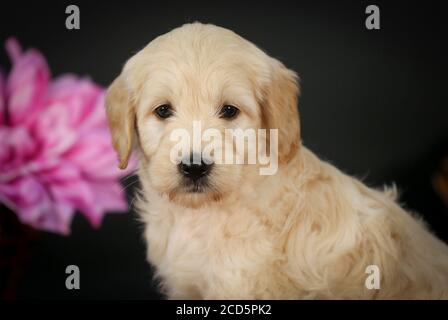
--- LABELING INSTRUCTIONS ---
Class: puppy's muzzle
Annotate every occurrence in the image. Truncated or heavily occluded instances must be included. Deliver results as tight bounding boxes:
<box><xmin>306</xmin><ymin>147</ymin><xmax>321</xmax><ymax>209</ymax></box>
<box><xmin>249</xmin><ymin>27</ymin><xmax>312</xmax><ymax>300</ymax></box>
<box><xmin>178</xmin><ymin>154</ymin><xmax>214</xmax><ymax>183</ymax></box>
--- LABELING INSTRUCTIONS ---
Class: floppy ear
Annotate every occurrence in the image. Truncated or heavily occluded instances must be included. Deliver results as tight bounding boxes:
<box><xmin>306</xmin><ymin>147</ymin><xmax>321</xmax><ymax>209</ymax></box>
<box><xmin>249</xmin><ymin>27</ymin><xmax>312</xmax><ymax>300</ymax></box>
<box><xmin>105</xmin><ymin>74</ymin><xmax>135</xmax><ymax>169</ymax></box>
<box><xmin>260</xmin><ymin>58</ymin><xmax>301</xmax><ymax>164</ymax></box>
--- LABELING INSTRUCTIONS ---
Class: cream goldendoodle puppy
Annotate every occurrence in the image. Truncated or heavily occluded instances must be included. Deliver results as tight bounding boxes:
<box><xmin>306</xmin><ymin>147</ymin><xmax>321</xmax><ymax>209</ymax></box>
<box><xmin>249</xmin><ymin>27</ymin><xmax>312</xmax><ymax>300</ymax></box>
<box><xmin>106</xmin><ymin>22</ymin><xmax>448</xmax><ymax>299</ymax></box>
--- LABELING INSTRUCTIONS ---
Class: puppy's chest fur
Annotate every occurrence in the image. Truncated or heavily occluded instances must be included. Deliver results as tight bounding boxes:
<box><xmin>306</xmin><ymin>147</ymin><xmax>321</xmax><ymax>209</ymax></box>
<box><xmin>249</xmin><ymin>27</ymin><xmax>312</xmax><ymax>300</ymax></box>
<box><xmin>136</xmin><ymin>151</ymin><xmax>448</xmax><ymax>299</ymax></box>
<box><xmin>140</xmin><ymin>186</ymin><xmax>296</xmax><ymax>299</ymax></box>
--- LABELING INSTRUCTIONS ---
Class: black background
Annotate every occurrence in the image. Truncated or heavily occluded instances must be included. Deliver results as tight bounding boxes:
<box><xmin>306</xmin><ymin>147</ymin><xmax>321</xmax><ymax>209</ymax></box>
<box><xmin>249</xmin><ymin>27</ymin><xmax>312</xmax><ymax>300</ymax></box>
<box><xmin>0</xmin><ymin>0</ymin><xmax>447</xmax><ymax>299</ymax></box>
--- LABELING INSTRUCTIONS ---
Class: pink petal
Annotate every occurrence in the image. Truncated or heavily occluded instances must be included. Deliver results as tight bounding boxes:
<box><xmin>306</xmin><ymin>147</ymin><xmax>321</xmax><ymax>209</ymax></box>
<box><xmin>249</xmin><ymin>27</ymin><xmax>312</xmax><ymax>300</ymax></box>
<box><xmin>0</xmin><ymin>176</ymin><xmax>43</xmax><ymax>212</ymax></box>
<box><xmin>64</xmin><ymin>132</ymin><xmax>125</xmax><ymax>180</ymax></box>
<box><xmin>80</xmin><ymin>91</ymin><xmax>108</xmax><ymax>132</ymax></box>
<box><xmin>32</xmin><ymin>103</ymin><xmax>77</xmax><ymax>157</ymax></box>
<box><xmin>0</xmin><ymin>127</ymin><xmax>38</xmax><ymax>182</ymax></box>
<box><xmin>89</xmin><ymin>181</ymin><xmax>129</xmax><ymax>213</ymax></box>
<box><xmin>0</xmin><ymin>69</ymin><xmax>5</xmax><ymax>125</ymax></box>
<box><xmin>34</xmin><ymin>202</ymin><xmax>74</xmax><ymax>235</ymax></box>
<box><xmin>38</xmin><ymin>162</ymin><xmax>80</xmax><ymax>183</ymax></box>
<box><xmin>0</xmin><ymin>38</ymin><xmax>132</xmax><ymax>235</ymax></box>
<box><xmin>20</xmin><ymin>199</ymin><xmax>74</xmax><ymax>235</ymax></box>
<box><xmin>45</xmin><ymin>75</ymin><xmax>106</xmax><ymax>131</ymax></box>
<box><xmin>49</xmin><ymin>178</ymin><xmax>103</xmax><ymax>228</ymax></box>
<box><xmin>0</xmin><ymin>176</ymin><xmax>74</xmax><ymax>234</ymax></box>
<box><xmin>5</xmin><ymin>38</ymin><xmax>50</xmax><ymax>126</ymax></box>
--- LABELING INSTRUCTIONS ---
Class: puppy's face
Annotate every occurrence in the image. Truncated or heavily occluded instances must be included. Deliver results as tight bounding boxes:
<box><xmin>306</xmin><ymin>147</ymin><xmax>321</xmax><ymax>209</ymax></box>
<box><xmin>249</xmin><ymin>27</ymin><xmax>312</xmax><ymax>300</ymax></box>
<box><xmin>106</xmin><ymin>23</ymin><xmax>300</xmax><ymax>208</ymax></box>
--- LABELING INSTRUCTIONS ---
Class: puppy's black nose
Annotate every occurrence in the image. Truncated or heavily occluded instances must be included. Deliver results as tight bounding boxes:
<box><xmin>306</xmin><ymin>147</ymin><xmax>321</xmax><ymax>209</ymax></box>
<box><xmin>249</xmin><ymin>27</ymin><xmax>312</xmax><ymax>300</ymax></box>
<box><xmin>178</xmin><ymin>155</ymin><xmax>213</xmax><ymax>181</ymax></box>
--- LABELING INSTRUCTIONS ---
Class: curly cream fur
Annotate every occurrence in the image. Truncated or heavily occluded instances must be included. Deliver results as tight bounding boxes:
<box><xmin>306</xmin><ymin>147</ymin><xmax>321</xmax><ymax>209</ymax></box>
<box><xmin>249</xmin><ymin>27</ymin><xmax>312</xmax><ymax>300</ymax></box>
<box><xmin>107</xmin><ymin>23</ymin><xmax>448</xmax><ymax>299</ymax></box>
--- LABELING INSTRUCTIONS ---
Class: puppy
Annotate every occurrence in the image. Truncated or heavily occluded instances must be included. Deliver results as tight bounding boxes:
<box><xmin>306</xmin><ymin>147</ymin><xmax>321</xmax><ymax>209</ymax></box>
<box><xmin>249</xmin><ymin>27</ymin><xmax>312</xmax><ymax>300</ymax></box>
<box><xmin>106</xmin><ymin>23</ymin><xmax>448</xmax><ymax>299</ymax></box>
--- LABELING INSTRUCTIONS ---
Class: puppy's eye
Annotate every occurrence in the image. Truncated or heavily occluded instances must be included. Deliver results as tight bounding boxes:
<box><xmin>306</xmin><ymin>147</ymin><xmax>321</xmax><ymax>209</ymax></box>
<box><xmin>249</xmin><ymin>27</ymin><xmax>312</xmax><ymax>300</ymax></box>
<box><xmin>154</xmin><ymin>104</ymin><xmax>173</xmax><ymax>119</ymax></box>
<box><xmin>219</xmin><ymin>105</ymin><xmax>239</xmax><ymax>120</ymax></box>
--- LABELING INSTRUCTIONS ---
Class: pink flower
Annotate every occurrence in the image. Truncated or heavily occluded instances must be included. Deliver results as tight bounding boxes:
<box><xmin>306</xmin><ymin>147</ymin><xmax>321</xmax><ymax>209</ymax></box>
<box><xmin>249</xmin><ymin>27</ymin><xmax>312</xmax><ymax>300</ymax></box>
<box><xmin>0</xmin><ymin>38</ymin><xmax>134</xmax><ymax>235</ymax></box>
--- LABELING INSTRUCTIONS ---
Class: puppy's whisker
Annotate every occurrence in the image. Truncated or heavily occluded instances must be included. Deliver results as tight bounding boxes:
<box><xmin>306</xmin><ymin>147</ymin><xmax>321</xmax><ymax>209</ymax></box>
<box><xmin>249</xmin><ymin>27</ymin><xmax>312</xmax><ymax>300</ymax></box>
<box><xmin>121</xmin><ymin>179</ymin><xmax>140</xmax><ymax>193</ymax></box>
<box><xmin>129</xmin><ymin>194</ymin><xmax>138</xmax><ymax>211</ymax></box>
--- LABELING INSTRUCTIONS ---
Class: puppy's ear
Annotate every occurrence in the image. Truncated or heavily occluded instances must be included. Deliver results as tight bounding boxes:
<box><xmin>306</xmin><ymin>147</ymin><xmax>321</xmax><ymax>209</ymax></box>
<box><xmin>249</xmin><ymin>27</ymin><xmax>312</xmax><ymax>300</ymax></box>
<box><xmin>105</xmin><ymin>74</ymin><xmax>135</xmax><ymax>169</ymax></box>
<box><xmin>260</xmin><ymin>58</ymin><xmax>300</xmax><ymax>164</ymax></box>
